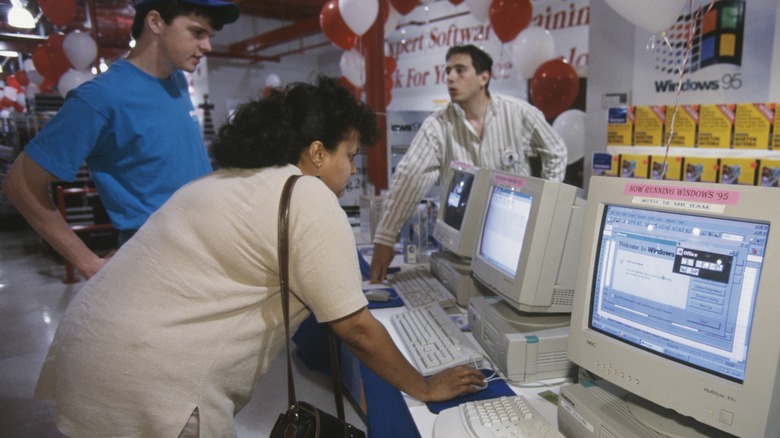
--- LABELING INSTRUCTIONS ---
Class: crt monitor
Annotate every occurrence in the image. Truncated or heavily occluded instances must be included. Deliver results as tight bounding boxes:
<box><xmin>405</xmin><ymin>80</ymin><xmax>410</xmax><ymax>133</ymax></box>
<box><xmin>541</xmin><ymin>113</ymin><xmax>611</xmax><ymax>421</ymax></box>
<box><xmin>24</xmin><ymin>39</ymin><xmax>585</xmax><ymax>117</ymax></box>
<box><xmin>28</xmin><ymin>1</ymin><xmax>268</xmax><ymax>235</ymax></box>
<box><xmin>564</xmin><ymin>177</ymin><xmax>780</xmax><ymax>437</ymax></box>
<box><xmin>432</xmin><ymin>161</ymin><xmax>490</xmax><ymax>260</ymax></box>
<box><xmin>470</xmin><ymin>170</ymin><xmax>586</xmax><ymax>314</ymax></box>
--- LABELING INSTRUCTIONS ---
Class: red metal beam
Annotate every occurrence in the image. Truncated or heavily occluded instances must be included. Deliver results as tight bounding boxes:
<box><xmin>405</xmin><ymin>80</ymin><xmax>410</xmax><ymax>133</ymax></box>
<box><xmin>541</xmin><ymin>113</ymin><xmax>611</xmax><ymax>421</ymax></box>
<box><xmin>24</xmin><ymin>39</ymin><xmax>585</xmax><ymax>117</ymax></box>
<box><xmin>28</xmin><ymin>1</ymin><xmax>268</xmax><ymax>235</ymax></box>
<box><xmin>364</xmin><ymin>2</ymin><xmax>388</xmax><ymax>193</ymax></box>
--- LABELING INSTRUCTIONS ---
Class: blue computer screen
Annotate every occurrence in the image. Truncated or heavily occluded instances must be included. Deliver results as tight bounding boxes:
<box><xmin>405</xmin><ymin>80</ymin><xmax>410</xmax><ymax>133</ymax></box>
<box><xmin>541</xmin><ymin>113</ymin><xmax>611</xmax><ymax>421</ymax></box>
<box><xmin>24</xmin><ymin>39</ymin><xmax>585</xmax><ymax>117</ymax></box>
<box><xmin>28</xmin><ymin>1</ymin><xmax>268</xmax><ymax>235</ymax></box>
<box><xmin>589</xmin><ymin>204</ymin><xmax>769</xmax><ymax>383</ymax></box>
<box><xmin>478</xmin><ymin>186</ymin><xmax>533</xmax><ymax>277</ymax></box>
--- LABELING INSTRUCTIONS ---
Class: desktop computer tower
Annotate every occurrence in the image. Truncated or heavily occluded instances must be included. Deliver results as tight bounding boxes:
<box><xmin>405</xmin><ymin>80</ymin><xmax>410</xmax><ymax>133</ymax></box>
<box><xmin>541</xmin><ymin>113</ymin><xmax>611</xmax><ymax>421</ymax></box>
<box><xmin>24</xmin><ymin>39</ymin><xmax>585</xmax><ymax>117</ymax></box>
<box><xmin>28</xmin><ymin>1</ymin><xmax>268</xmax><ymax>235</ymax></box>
<box><xmin>468</xmin><ymin>296</ymin><xmax>576</xmax><ymax>382</ymax></box>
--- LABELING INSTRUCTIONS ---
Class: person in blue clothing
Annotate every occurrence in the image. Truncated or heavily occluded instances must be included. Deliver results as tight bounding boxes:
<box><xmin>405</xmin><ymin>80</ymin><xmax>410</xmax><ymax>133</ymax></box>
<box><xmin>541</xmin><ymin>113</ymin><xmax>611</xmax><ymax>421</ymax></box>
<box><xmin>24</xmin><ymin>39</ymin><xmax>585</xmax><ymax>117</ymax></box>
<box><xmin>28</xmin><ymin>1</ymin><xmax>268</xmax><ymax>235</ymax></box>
<box><xmin>2</xmin><ymin>0</ymin><xmax>239</xmax><ymax>280</ymax></box>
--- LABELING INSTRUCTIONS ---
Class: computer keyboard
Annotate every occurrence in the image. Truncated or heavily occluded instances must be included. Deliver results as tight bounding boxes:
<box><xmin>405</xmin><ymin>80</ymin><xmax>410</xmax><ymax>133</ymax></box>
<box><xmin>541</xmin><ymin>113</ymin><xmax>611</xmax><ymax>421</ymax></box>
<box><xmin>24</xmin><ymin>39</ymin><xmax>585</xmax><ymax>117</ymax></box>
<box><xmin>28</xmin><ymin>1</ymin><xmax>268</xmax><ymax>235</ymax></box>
<box><xmin>433</xmin><ymin>395</ymin><xmax>564</xmax><ymax>438</ymax></box>
<box><xmin>389</xmin><ymin>266</ymin><xmax>456</xmax><ymax>309</ymax></box>
<box><xmin>390</xmin><ymin>302</ymin><xmax>479</xmax><ymax>376</ymax></box>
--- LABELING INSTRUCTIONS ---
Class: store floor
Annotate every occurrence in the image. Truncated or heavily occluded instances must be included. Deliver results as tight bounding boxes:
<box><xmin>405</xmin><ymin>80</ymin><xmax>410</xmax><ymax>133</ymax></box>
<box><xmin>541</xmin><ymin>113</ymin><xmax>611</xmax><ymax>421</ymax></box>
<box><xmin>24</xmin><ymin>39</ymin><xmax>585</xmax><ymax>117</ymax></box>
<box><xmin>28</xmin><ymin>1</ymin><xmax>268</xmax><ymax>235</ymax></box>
<box><xmin>0</xmin><ymin>228</ymin><xmax>365</xmax><ymax>437</ymax></box>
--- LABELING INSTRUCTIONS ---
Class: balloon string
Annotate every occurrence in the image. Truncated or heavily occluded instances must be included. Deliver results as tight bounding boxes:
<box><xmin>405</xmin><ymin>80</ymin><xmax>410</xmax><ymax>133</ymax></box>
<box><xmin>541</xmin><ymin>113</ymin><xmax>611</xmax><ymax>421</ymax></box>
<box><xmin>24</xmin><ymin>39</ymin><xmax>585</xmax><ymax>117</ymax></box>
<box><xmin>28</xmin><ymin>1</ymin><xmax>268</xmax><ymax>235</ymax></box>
<box><xmin>658</xmin><ymin>0</ymin><xmax>714</xmax><ymax>180</ymax></box>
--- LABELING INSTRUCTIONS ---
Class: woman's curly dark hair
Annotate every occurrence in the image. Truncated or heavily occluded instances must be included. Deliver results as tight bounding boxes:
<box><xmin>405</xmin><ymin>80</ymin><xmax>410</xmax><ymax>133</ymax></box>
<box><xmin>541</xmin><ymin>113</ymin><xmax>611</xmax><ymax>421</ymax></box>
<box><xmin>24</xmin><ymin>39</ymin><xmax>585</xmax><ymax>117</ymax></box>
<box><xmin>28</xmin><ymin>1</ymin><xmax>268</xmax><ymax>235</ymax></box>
<box><xmin>211</xmin><ymin>75</ymin><xmax>379</xmax><ymax>169</ymax></box>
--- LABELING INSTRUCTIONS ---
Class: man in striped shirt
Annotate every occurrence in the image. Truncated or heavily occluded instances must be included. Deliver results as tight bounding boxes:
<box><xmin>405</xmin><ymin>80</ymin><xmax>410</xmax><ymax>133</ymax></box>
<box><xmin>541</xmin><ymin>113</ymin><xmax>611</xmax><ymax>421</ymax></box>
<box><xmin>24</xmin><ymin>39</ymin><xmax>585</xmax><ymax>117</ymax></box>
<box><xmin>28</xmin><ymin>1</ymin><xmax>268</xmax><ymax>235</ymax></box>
<box><xmin>369</xmin><ymin>44</ymin><xmax>568</xmax><ymax>282</ymax></box>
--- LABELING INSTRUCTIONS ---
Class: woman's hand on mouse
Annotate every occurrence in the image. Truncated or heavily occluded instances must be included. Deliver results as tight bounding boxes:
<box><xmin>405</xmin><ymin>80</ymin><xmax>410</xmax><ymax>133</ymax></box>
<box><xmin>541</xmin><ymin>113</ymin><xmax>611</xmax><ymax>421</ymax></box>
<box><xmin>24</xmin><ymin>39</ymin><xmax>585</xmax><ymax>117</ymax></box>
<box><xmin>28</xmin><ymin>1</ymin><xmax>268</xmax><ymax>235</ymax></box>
<box><xmin>420</xmin><ymin>365</ymin><xmax>486</xmax><ymax>401</ymax></box>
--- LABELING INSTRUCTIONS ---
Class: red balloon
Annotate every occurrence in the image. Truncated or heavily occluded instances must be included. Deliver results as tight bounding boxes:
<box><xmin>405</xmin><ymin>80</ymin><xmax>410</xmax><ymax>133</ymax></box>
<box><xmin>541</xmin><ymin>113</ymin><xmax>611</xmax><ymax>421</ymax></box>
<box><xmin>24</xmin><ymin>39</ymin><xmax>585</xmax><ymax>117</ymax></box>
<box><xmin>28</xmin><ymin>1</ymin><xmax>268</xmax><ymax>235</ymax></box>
<box><xmin>15</xmin><ymin>70</ymin><xmax>30</xmax><ymax>87</ymax></box>
<box><xmin>320</xmin><ymin>0</ymin><xmax>357</xmax><ymax>50</ymax></box>
<box><xmin>385</xmin><ymin>76</ymin><xmax>393</xmax><ymax>105</ymax></box>
<box><xmin>530</xmin><ymin>58</ymin><xmax>579</xmax><ymax>120</ymax></box>
<box><xmin>32</xmin><ymin>33</ymin><xmax>71</xmax><ymax>84</ymax></box>
<box><xmin>489</xmin><ymin>0</ymin><xmax>533</xmax><ymax>43</ymax></box>
<box><xmin>39</xmin><ymin>0</ymin><xmax>77</xmax><ymax>27</ymax></box>
<box><xmin>6</xmin><ymin>75</ymin><xmax>21</xmax><ymax>90</ymax></box>
<box><xmin>385</xmin><ymin>56</ymin><xmax>397</xmax><ymax>74</ymax></box>
<box><xmin>390</xmin><ymin>0</ymin><xmax>419</xmax><ymax>15</ymax></box>
<box><xmin>449</xmin><ymin>0</ymin><xmax>464</xmax><ymax>4</ymax></box>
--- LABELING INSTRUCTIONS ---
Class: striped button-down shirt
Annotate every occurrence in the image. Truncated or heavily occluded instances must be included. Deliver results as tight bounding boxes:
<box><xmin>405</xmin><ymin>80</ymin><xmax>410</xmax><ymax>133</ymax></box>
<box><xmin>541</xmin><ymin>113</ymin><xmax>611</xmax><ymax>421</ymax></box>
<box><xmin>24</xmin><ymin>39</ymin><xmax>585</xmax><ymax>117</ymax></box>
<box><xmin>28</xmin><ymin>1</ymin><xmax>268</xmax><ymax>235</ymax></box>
<box><xmin>374</xmin><ymin>94</ymin><xmax>568</xmax><ymax>247</ymax></box>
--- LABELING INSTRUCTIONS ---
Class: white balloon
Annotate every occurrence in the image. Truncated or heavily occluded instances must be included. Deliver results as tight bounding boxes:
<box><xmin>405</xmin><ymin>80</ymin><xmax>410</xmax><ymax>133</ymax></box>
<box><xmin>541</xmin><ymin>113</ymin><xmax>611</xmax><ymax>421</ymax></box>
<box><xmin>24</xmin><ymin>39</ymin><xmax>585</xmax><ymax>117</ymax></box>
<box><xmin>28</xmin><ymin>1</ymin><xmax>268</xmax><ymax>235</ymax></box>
<box><xmin>552</xmin><ymin>109</ymin><xmax>586</xmax><ymax>164</ymax></box>
<box><xmin>513</xmin><ymin>27</ymin><xmax>555</xmax><ymax>80</ymax></box>
<box><xmin>340</xmin><ymin>48</ymin><xmax>365</xmax><ymax>88</ymax></box>
<box><xmin>3</xmin><ymin>86</ymin><xmax>18</xmax><ymax>101</ymax></box>
<box><xmin>338</xmin><ymin>0</ymin><xmax>379</xmax><ymax>36</ymax></box>
<box><xmin>63</xmin><ymin>31</ymin><xmax>98</xmax><ymax>71</ymax></box>
<box><xmin>25</xmin><ymin>83</ymin><xmax>40</xmax><ymax>98</ymax></box>
<box><xmin>602</xmin><ymin>0</ymin><xmax>686</xmax><ymax>34</ymax></box>
<box><xmin>265</xmin><ymin>73</ymin><xmax>281</xmax><ymax>88</ymax></box>
<box><xmin>464</xmin><ymin>0</ymin><xmax>490</xmax><ymax>22</ymax></box>
<box><xmin>58</xmin><ymin>69</ymin><xmax>94</xmax><ymax>98</ymax></box>
<box><xmin>384</xmin><ymin>2</ymin><xmax>402</xmax><ymax>37</ymax></box>
<box><xmin>22</xmin><ymin>58</ymin><xmax>44</xmax><ymax>84</ymax></box>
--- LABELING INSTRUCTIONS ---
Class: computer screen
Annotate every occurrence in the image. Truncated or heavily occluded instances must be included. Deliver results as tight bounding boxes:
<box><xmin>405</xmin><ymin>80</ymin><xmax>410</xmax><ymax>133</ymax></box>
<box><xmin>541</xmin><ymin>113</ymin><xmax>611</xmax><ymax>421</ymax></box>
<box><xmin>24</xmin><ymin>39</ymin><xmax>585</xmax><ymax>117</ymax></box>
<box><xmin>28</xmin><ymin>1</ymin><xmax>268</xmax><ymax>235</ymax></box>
<box><xmin>564</xmin><ymin>176</ymin><xmax>780</xmax><ymax>438</ymax></box>
<box><xmin>432</xmin><ymin>161</ymin><xmax>490</xmax><ymax>260</ymax></box>
<box><xmin>470</xmin><ymin>171</ymin><xmax>586</xmax><ymax>314</ymax></box>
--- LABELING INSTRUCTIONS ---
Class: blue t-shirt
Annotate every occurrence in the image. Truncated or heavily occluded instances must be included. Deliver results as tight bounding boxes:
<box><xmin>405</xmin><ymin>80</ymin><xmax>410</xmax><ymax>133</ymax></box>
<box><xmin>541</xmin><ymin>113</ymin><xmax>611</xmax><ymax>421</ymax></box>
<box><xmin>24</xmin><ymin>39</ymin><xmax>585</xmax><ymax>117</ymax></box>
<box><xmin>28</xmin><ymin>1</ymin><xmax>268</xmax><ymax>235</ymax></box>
<box><xmin>24</xmin><ymin>59</ymin><xmax>212</xmax><ymax>230</ymax></box>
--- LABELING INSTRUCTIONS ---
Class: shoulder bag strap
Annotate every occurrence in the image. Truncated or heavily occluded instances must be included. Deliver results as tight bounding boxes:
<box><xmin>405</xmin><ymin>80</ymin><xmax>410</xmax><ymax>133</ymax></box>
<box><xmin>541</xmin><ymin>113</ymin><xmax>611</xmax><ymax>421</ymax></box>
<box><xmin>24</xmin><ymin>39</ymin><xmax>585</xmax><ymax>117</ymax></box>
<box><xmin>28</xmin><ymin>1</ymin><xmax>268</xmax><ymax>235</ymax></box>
<box><xmin>277</xmin><ymin>174</ymin><xmax>346</xmax><ymax>420</ymax></box>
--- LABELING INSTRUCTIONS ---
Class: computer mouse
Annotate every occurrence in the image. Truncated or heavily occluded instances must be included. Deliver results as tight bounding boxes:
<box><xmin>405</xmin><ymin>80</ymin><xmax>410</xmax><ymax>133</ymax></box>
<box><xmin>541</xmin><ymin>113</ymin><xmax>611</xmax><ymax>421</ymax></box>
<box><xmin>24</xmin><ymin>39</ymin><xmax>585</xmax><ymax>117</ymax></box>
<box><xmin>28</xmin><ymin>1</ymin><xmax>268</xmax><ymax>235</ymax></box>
<box><xmin>364</xmin><ymin>289</ymin><xmax>393</xmax><ymax>302</ymax></box>
<box><xmin>470</xmin><ymin>380</ymin><xmax>488</xmax><ymax>391</ymax></box>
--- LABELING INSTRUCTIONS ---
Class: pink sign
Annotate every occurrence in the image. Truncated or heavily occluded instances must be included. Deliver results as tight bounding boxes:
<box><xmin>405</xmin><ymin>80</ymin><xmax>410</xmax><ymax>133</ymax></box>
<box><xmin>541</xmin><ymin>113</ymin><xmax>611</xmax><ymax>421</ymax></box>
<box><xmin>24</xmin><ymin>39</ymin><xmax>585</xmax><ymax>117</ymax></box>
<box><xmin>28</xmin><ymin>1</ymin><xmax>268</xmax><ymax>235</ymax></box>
<box><xmin>493</xmin><ymin>173</ymin><xmax>526</xmax><ymax>189</ymax></box>
<box><xmin>623</xmin><ymin>182</ymin><xmax>740</xmax><ymax>205</ymax></box>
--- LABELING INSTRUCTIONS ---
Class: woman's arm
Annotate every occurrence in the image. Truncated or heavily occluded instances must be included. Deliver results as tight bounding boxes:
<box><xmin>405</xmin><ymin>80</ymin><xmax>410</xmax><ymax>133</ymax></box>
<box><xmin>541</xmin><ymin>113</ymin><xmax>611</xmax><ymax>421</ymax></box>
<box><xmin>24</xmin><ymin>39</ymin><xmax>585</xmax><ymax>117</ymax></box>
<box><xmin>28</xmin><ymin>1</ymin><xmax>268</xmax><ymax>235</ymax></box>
<box><xmin>329</xmin><ymin>307</ymin><xmax>485</xmax><ymax>402</ymax></box>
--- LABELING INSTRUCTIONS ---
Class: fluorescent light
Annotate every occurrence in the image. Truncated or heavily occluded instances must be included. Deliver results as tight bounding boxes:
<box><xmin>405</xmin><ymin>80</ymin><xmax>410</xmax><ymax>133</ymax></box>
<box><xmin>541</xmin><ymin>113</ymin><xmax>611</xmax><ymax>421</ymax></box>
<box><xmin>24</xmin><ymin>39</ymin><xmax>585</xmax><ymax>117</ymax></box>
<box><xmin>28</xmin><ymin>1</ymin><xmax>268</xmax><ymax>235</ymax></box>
<box><xmin>7</xmin><ymin>1</ymin><xmax>36</xmax><ymax>29</ymax></box>
<box><xmin>0</xmin><ymin>51</ymin><xmax>19</xmax><ymax>57</ymax></box>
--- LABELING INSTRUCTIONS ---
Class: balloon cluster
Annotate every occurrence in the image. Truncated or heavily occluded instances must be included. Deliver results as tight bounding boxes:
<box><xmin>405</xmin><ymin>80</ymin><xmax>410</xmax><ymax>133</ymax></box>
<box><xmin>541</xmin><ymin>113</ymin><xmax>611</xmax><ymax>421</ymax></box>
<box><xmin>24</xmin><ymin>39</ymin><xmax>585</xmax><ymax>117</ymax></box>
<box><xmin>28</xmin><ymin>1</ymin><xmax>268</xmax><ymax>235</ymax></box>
<box><xmin>6</xmin><ymin>0</ymin><xmax>98</xmax><ymax>111</ymax></box>
<box><xmin>31</xmin><ymin>30</ymin><xmax>97</xmax><ymax>99</ymax></box>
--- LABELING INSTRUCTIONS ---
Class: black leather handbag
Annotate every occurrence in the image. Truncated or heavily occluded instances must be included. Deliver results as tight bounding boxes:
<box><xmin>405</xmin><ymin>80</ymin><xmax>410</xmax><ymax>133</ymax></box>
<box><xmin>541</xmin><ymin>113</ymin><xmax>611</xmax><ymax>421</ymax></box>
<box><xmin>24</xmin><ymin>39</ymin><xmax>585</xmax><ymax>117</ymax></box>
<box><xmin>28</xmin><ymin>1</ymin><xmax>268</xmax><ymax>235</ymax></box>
<box><xmin>269</xmin><ymin>175</ymin><xmax>366</xmax><ymax>438</ymax></box>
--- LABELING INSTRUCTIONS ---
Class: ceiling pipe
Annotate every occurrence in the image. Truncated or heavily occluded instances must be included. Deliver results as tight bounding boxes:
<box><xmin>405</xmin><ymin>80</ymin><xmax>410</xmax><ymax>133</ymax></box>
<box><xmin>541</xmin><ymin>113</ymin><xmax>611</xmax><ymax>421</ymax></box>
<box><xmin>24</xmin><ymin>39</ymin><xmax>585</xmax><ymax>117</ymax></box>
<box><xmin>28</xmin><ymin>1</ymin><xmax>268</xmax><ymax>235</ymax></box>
<box><xmin>228</xmin><ymin>17</ymin><xmax>321</xmax><ymax>55</ymax></box>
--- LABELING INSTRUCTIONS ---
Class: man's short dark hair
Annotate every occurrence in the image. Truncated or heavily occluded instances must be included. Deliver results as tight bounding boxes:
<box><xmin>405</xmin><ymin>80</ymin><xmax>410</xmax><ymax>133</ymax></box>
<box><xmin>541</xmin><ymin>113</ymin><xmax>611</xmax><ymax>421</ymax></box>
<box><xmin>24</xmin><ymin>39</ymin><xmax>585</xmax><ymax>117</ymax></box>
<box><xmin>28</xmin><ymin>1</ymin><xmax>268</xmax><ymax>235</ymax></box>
<box><xmin>445</xmin><ymin>45</ymin><xmax>493</xmax><ymax>76</ymax></box>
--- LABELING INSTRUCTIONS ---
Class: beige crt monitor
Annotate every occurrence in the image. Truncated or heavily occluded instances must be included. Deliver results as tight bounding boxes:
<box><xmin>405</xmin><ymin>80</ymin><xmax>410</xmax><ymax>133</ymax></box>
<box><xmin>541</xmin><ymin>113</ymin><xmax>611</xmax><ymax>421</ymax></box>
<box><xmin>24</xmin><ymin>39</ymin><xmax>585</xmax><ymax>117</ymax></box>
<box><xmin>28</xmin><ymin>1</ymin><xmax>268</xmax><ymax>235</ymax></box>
<box><xmin>562</xmin><ymin>177</ymin><xmax>780</xmax><ymax>438</ymax></box>
<box><xmin>470</xmin><ymin>171</ymin><xmax>586</xmax><ymax>314</ymax></box>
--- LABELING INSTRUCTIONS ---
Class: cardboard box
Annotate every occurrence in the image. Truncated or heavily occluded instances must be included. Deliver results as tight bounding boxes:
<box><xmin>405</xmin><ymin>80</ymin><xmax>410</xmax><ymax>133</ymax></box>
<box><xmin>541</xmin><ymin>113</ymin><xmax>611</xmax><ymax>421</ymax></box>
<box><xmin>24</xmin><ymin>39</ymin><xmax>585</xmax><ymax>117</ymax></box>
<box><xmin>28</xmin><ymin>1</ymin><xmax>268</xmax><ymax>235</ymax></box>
<box><xmin>682</xmin><ymin>157</ymin><xmax>719</xmax><ymax>183</ymax></box>
<box><xmin>733</xmin><ymin>103</ymin><xmax>773</xmax><ymax>149</ymax></box>
<box><xmin>619</xmin><ymin>154</ymin><xmax>650</xmax><ymax>179</ymax></box>
<box><xmin>650</xmin><ymin>155</ymin><xmax>683</xmax><ymax>180</ymax></box>
<box><xmin>698</xmin><ymin>104</ymin><xmax>735</xmax><ymax>148</ymax></box>
<box><xmin>664</xmin><ymin>105</ymin><xmax>698</xmax><ymax>147</ymax></box>
<box><xmin>607</xmin><ymin>107</ymin><xmax>634</xmax><ymax>146</ymax></box>
<box><xmin>592</xmin><ymin>152</ymin><xmax>619</xmax><ymax>177</ymax></box>
<box><xmin>633</xmin><ymin>105</ymin><xmax>666</xmax><ymax>146</ymax></box>
<box><xmin>758</xmin><ymin>159</ymin><xmax>780</xmax><ymax>187</ymax></box>
<box><xmin>718</xmin><ymin>157</ymin><xmax>758</xmax><ymax>185</ymax></box>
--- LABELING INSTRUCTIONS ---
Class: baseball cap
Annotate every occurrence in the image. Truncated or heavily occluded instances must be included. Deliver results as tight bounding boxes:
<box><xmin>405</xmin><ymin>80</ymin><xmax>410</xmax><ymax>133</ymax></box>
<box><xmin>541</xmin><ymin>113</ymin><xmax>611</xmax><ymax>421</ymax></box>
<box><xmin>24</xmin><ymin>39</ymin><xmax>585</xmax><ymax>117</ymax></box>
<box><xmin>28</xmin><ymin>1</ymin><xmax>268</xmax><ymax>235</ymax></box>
<box><xmin>134</xmin><ymin>0</ymin><xmax>240</xmax><ymax>24</ymax></box>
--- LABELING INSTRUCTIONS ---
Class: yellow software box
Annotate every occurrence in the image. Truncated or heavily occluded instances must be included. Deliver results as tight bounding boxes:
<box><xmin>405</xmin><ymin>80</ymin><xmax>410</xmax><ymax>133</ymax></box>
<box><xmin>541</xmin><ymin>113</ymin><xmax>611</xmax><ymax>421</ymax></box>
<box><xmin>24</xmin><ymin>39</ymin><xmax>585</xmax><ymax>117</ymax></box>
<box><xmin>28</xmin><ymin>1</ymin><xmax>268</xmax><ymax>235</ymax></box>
<box><xmin>592</xmin><ymin>152</ymin><xmax>620</xmax><ymax>177</ymax></box>
<box><xmin>682</xmin><ymin>156</ymin><xmax>719</xmax><ymax>183</ymax></box>
<box><xmin>633</xmin><ymin>105</ymin><xmax>666</xmax><ymax>146</ymax></box>
<box><xmin>758</xmin><ymin>159</ymin><xmax>780</xmax><ymax>187</ymax></box>
<box><xmin>718</xmin><ymin>157</ymin><xmax>758</xmax><ymax>185</ymax></box>
<box><xmin>607</xmin><ymin>107</ymin><xmax>633</xmax><ymax>146</ymax></box>
<box><xmin>698</xmin><ymin>104</ymin><xmax>735</xmax><ymax>148</ymax></box>
<box><xmin>664</xmin><ymin>105</ymin><xmax>698</xmax><ymax>147</ymax></box>
<box><xmin>733</xmin><ymin>103</ymin><xmax>773</xmax><ymax>149</ymax></box>
<box><xmin>619</xmin><ymin>154</ymin><xmax>650</xmax><ymax>179</ymax></box>
<box><xmin>650</xmin><ymin>155</ymin><xmax>683</xmax><ymax>180</ymax></box>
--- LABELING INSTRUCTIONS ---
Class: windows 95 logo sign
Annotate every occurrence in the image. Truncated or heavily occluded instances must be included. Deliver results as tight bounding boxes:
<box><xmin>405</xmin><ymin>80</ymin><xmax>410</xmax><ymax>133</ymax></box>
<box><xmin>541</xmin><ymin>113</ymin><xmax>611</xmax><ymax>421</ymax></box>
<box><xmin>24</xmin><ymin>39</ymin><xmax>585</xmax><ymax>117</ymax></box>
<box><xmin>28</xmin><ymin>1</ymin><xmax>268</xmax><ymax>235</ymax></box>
<box><xmin>653</xmin><ymin>0</ymin><xmax>745</xmax><ymax>93</ymax></box>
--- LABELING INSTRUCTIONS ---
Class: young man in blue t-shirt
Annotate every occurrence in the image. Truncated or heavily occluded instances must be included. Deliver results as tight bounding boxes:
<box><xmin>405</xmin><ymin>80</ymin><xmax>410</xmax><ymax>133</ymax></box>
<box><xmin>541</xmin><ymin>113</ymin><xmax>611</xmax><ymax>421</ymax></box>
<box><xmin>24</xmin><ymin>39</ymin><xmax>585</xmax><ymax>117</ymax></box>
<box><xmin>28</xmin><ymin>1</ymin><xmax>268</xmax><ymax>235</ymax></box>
<box><xmin>2</xmin><ymin>0</ymin><xmax>239</xmax><ymax>279</ymax></box>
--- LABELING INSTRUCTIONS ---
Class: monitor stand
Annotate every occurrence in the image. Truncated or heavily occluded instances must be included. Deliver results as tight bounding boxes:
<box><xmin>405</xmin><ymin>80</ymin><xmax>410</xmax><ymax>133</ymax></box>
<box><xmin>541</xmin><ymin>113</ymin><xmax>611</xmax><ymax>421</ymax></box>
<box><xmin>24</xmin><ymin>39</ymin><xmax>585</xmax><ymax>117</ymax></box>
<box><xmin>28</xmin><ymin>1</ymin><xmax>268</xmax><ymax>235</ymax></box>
<box><xmin>558</xmin><ymin>378</ymin><xmax>735</xmax><ymax>438</ymax></box>
<box><xmin>468</xmin><ymin>296</ymin><xmax>576</xmax><ymax>382</ymax></box>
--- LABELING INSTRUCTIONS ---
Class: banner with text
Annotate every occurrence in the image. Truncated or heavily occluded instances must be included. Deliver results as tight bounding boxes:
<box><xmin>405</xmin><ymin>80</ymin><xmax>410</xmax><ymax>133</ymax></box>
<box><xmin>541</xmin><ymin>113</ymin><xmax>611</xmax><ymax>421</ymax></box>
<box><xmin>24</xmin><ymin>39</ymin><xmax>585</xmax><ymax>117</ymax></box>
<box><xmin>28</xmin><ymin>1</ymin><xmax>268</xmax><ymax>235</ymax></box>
<box><xmin>386</xmin><ymin>0</ymin><xmax>590</xmax><ymax>111</ymax></box>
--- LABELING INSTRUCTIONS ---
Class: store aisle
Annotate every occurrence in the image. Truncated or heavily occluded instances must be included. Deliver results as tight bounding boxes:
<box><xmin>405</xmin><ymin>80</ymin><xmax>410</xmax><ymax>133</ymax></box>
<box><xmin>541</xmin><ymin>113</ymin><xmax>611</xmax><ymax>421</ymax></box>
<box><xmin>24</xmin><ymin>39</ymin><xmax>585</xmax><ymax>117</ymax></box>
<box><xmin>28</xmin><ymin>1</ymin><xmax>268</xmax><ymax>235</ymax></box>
<box><xmin>0</xmin><ymin>229</ymin><xmax>365</xmax><ymax>437</ymax></box>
